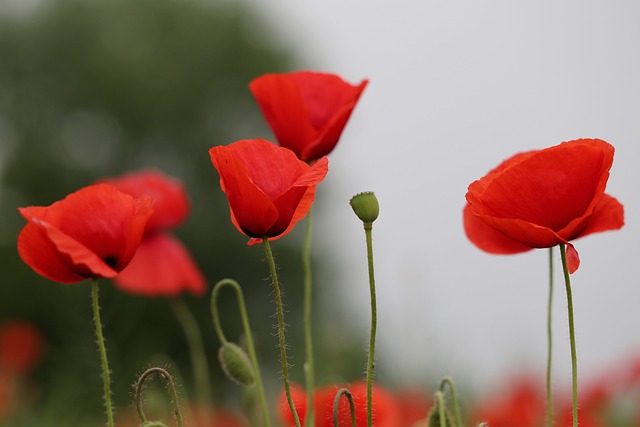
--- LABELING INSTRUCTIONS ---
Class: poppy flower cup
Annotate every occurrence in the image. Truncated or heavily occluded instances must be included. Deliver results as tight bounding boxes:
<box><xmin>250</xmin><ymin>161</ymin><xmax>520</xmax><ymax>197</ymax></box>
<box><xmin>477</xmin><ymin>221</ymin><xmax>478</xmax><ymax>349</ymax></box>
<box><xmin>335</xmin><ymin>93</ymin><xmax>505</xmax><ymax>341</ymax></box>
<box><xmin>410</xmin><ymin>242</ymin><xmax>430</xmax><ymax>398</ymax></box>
<box><xmin>249</xmin><ymin>71</ymin><xmax>368</xmax><ymax>161</ymax></box>
<box><xmin>464</xmin><ymin>138</ymin><xmax>624</xmax><ymax>273</ymax></box>
<box><xmin>209</xmin><ymin>138</ymin><xmax>329</xmax><ymax>245</ymax></box>
<box><xmin>103</xmin><ymin>170</ymin><xmax>206</xmax><ymax>297</ymax></box>
<box><xmin>17</xmin><ymin>183</ymin><xmax>154</xmax><ymax>284</ymax></box>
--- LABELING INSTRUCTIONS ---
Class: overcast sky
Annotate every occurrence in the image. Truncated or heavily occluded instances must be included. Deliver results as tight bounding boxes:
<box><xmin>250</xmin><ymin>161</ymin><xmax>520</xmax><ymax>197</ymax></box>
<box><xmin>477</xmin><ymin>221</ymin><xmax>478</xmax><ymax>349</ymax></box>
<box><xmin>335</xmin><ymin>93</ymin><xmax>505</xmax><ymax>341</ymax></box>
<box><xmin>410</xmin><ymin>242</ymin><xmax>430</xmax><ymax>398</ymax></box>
<box><xmin>247</xmin><ymin>1</ymin><xmax>640</xmax><ymax>392</ymax></box>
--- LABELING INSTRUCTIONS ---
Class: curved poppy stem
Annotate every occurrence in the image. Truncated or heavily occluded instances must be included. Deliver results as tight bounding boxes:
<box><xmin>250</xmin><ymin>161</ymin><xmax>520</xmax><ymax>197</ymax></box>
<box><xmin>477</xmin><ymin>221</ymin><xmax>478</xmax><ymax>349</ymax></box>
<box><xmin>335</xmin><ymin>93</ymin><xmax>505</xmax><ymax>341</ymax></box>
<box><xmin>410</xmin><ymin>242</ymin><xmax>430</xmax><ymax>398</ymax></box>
<box><xmin>546</xmin><ymin>247</ymin><xmax>554</xmax><ymax>427</ymax></box>
<box><xmin>439</xmin><ymin>377</ymin><xmax>463</xmax><ymax>427</ymax></box>
<box><xmin>302</xmin><ymin>207</ymin><xmax>316</xmax><ymax>427</ymax></box>
<box><xmin>210</xmin><ymin>278</ymin><xmax>271</xmax><ymax>427</ymax></box>
<box><xmin>333</xmin><ymin>388</ymin><xmax>356</xmax><ymax>427</ymax></box>
<box><xmin>168</xmin><ymin>298</ymin><xmax>212</xmax><ymax>405</ymax></box>
<box><xmin>91</xmin><ymin>279</ymin><xmax>115</xmax><ymax>427</ymax></box>
<box><xmin>262</xmin><ymin>238</ymin><xmax>301</xmax><ymax>427</ymax></box>
<box><xmin>362</xmin><ymin>222</ymin><xmax>378</xmax><ymax>427</ymax></box>
<box><xmin>559</xmin><ymin>244</ymin><xmax>578</xmax><ymax>427</ymax></box>
<box><xmin>134</xmin><ymin>366</ymin><xmax>183</xmax><ymax>427</ymax></box>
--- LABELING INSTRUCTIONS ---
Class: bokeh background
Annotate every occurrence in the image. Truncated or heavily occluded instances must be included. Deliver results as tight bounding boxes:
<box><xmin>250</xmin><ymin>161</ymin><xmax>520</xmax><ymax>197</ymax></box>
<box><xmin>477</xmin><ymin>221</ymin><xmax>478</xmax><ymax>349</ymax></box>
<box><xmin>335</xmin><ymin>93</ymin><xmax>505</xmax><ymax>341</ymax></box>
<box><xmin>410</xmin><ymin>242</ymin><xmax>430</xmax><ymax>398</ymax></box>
<box><xmin>1</xmin><ymin>0</ymin><xmax>639</xmax><ymax>425</ymax></box>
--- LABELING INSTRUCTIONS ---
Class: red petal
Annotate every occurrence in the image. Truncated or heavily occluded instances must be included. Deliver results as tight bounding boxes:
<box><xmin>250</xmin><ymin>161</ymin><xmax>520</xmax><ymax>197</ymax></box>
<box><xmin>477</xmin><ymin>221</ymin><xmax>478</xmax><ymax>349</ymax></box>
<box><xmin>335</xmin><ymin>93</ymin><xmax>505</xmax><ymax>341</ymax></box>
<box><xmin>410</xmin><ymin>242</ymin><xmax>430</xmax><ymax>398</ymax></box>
<box><xmin>18</xmin><ymin>215</ymin><xmax>118</xmax><ymax>281</ymax></box>
<box><xmin>463</xmin><ymin>204</ymin><xmax>533</xmax><ymax>254</ymax></box>
<box><xmin>114</xmin><ymin>234</ymin><xmax>206</xmax><ymax>297</ymax></box>
<box><xmin>578</xmin><ymin>193</ymin><xmax>624</xmax><ymax>237</ymax></box>
<box><xmin>565</xmin><ymin>243</ymin><xmax>581</xmax><ymax>274</ymax></box>
<box><xmin>249</xmin><ymin>74</ymin><xmax>317</xmax><ymax>159</ymax></box>
<box><xmin>209</xmin><ymin>143</ymin><xmax>279</xmax><ymax>237</ymax></box>
<box><xmin>102</xmin><ymin>170</ymin><xmax>190</xmax><ymax>234</ymax></box>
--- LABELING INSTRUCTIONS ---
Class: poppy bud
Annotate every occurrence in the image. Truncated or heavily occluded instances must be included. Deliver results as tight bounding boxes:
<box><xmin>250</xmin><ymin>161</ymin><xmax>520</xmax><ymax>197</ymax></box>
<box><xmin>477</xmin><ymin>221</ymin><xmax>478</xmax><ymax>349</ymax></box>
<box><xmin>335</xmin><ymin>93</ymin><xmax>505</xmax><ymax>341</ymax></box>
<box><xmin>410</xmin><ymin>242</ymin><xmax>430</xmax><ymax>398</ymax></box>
<box><xmin>218</xmin><ymin>342</ymin><xmax>255</xmax><ymax>386</ymax></box>
<box><xmin>350</xmin><ymin>191</ymin><xmax>379</xmax><ymax>224</ymax></box>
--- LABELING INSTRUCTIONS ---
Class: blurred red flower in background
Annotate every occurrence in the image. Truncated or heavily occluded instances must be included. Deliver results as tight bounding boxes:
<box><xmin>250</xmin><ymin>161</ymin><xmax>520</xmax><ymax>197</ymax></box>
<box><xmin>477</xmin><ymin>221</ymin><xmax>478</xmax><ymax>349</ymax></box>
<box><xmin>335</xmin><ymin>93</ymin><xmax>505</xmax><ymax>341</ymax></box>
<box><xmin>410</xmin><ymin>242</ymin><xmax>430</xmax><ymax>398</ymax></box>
<box><xmin>209</xmin><ymin>139</ymin><xmax>328</xmax><ymax>245</ymax></box>
<box><xmin>279</xmin><ymin>381</ymin><xmax>401</xmax><ymax>427</ymax></box>
<box><xmin>0</xmin><ymin>321</ymin><xmax>44</xmax><ymax>375</ymax></box>
<box><xmin>250</xmin><ymin>71</ymin><xmax>368</xmax><ymax>162</ymax></box>
<box><xmin>103</xmin><ymin>170</ymin><xmax>206</xmax><ymax>297</ymax></box>
<box><xmin>464</xmin><ymin>138</ymin><xmax>624</xmax><ymax>273</ymax></box>
<box><xmin>0</xmin><ymin>321</ymin><xmax>44</xmax><ymax>421</ymax></box>
<box><xmin>471</xmin><ymin>377</ymin><xmax>545</xmax><ymax>427</ymax></box>
<box><xmin>17</xmin><ymin>183</ymin><xmax>153</xmax><ymax>283</ymax></box>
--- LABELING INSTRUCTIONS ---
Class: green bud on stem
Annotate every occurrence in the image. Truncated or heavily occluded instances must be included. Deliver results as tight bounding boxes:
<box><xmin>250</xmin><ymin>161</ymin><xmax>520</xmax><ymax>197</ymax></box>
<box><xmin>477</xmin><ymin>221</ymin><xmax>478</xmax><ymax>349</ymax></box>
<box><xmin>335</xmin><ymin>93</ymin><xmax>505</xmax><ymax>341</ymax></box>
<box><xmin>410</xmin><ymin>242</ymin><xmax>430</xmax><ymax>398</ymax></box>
<box><xmin>349</xmin><ymin>191</ymin><xmax>379</xmax><ymax>224</ymax></box>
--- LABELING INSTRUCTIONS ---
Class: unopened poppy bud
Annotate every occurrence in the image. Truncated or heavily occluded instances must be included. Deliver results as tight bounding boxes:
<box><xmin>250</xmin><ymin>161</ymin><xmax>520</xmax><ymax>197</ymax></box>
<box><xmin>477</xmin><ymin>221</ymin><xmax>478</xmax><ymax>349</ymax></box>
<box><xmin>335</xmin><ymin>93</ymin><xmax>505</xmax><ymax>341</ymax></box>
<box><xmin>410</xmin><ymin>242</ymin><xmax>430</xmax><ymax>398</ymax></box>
<box><xmin>219</xmin><ymin>342</ymin><xmax>255</xmax><ymax>386</ymax></box>
<box><xmin>350</xmin><ymin>191</ymin><xmax>379</xmax><ymax>224</ymax></box>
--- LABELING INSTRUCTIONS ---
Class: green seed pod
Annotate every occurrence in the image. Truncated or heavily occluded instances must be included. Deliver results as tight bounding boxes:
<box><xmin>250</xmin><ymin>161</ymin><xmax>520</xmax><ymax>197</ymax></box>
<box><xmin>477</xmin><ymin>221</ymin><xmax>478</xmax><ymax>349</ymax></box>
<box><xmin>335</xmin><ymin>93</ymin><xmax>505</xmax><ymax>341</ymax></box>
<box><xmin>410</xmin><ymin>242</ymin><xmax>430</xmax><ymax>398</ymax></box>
<box><xmin>349</xmin><ymin>191</ymin><xmax>379</xmax><ymax>224</ymax></box>
<box><xmin>218</xmin><ymin>342</ymin><xmax>255</xmax><ymax>386</ymax></box>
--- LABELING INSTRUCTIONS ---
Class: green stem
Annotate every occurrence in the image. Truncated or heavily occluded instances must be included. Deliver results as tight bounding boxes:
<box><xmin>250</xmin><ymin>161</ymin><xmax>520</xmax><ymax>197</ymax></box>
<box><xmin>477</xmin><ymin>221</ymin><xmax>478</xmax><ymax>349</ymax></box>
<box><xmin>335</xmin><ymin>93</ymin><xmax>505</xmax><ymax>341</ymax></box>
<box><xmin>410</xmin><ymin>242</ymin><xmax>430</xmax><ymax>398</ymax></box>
<box><xmin>559</xmin><ymin>244</ymin><xmax>578</xmax><ymax>427</ymax></box>
<box><xmin>546</xmin><ymin>247</ymin><xmax>554</xmax><ymax>427</ymax></box>
<box><xmin>91</xmin><ymin>279</ymin><xmax>115</xmax><ymax>427</ymax></box>
<box><xmin>169</xmin><ymin>298</ymin><xmax>212</xmax><ymax>404</ymax></box>
<box><xmin>134</xmin><ymin>366</ymin><xmax>183</xmax><ymax>427</ymax></box>
<box><xmin>333</xmin><ymin>388</ymin><xmax>356</xmax><ymax>427</ymax></box>
<box><xmin>302</xmin><ymin>207</ymin><xmax>315</xmax><ymax>427</ymax></box>
<box><xmin>363</xmin><ymin>223</ymin><xmax>377</xmax><ymax>427</ymax></box>
<box><xmin>439</xmin><ymin>377</ymin><xmax>462</xmax><ymax>427</ymax></box>
<box><xmin>436</xmin><ymin>391</ymin><xmax>447</xmax><ymax>427</ymax></box>
<box><xmin>262</xmin><ymin>238</ymin><xmax>301</xmax><ymax>427</ymax></box>
<box><xmin>211</xmin><ymin>278</ymin><xmax>271</xmax><ymax>427</ymax></box>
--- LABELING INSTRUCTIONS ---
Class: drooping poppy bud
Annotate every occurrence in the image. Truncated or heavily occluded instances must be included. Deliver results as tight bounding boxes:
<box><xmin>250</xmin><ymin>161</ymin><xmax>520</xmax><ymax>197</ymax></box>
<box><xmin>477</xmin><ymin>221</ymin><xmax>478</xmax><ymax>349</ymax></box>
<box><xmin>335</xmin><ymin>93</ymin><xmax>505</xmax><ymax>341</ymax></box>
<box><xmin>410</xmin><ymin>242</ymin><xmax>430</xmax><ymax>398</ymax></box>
<box><xmin>218</xmin><ymin>342</ymin><xmax>255</xmax><ymax>387</ymax></box>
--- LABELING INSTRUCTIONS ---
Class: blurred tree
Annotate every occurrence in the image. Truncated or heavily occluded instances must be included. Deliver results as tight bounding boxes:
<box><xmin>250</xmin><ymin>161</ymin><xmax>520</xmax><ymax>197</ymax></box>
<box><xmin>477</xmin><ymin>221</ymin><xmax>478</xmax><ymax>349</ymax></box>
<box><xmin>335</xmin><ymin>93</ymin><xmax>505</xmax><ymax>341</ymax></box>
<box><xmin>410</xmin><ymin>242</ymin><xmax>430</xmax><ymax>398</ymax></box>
<box><xmin>0</xmin><ymin>0</ymin><xmax>345</xmax><ymax>424</ymax></box>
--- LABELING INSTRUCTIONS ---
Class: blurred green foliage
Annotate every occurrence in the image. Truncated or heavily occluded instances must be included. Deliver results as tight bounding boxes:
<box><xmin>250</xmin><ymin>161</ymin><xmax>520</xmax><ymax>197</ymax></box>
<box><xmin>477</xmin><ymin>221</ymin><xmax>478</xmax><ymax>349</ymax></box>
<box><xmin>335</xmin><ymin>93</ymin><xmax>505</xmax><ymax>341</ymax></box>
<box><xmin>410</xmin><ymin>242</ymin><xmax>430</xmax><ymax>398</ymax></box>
<box><xmin>0</xmin><ymin>0</ymin><xmax>363</xmax><ymax>424</ymax></box>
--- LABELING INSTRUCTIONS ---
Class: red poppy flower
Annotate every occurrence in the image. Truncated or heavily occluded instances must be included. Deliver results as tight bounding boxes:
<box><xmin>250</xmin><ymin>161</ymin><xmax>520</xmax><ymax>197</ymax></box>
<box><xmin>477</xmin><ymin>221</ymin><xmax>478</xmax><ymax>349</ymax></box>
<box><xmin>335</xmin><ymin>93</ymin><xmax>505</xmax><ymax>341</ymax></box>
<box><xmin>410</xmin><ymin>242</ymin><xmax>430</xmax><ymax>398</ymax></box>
<box><xmin>464</xmin><ymin>138</ymin><xmax>624</xmax><ymax>273</ymax></box>
<box><xmin>102</xmin><ymin>170</ymin><xmax>206</xmax><ymax>297</ymax></box>
<box><xmin>0</xmin><ymin>321</ymin><xmax>44</xmax><ymax>375</ymax></box>
<box><xmin>18</xmin><ymin>183</ymin><xmax>154</xmax><ymax>284</ymax></box>
<box><xmin>471</xmin><ymin>377</ymin><xmax>545</xmax><ymax>427</ymax></box>
<box><xmin>249</xmin><ymin>71</ymin><xmax>368</xmax><ymax>161</ymax></box>
<box><xmin>209</xmin><ymin>139</ymin><xmax>329</xmax><ymax>245</ymax></box>
<box><xmin>279</xmin><ymin>382</ymin><xmax>400</xmax><ymax>427</ymax></box>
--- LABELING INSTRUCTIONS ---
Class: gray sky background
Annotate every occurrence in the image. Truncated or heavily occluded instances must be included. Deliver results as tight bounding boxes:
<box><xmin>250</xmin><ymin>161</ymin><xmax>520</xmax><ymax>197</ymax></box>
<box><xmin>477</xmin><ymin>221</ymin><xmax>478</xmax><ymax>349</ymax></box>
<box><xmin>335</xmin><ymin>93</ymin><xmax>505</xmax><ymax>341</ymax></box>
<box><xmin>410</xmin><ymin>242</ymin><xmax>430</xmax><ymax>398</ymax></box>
<box><xmin>249</xmin><ymin>1</ymin><xmax>640</xmax><ymax>391</ymax></box>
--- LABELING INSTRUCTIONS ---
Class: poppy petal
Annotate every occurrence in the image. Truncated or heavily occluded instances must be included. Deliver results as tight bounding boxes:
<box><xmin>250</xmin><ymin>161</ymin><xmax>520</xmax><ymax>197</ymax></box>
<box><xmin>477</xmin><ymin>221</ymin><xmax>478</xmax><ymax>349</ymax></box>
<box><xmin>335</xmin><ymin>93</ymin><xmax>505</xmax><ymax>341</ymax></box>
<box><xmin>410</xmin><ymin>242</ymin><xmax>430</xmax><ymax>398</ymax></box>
<box><xmin>18</xmin><ymin>213</ymin><xmax>118</xmax><ymax>283</ymax></box>
<box><xmin>565</xmin><ymin>243</ymin><xmax>581</xmax><ymax>274</ymax></box>
<box><xmin>102</xmin><ymin>170</ymin><xmax>190</xmax><ymax>233</ymax></box>
<box><xmin>209</xmin><ymin>144</ymin><xmax>279</xmax><ymax>237</ymax></box>
<box><xmin>579</xmin><ymin>193</ymin><xmax>625</xmax><ymax>237</ymax></box>
<box><xmin>463</xmin><ymin>204</ymin><xmax>533</xmax><ymax>254</ymax></box>
<box><xmin>114</xmin><ymin>234</ymin><xmax>206</xmax><ymax>297</ymax></box>
<box><xmin>249</xmin><ymin>74</ymin><xmax>317</xmax><ymax>158</ymax></box>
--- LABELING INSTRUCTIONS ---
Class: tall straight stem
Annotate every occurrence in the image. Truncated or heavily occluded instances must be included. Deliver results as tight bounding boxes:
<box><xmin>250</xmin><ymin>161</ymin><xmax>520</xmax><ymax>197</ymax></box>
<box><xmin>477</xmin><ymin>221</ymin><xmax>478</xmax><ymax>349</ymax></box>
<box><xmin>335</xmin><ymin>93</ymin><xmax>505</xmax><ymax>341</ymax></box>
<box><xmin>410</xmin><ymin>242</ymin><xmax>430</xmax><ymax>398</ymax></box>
<box><xmin>559</xmin><ymin>244</ymin><xmax>578</xmax><ymax>427</ymax></box>
<box><xmin>302</xmin><ymin>207</ymin><xmax>316</xmax><ymax>427</ymax></box>
<box><xmin>262</xmin><ymin>238</ymin><xmax>301</xmax><ymax>427</ymax></box>
<box><xmin>546</xmin><ymin>247</ymin><xmax>554</xmax><ymax>427</ymax></box>
<box><xmin>363</xmin><ymin>223</ymin><xmax>377</xmax><ymax>427</ymax></box>
<box><xmin>91</xmin><ymin>279</ymin><xmax>115</xmax><ymax>427</ymax></box>
<box><xmin>169</xmin><ymin>298</ymin><xmax>212</xmax><ymax>405</ymax></box>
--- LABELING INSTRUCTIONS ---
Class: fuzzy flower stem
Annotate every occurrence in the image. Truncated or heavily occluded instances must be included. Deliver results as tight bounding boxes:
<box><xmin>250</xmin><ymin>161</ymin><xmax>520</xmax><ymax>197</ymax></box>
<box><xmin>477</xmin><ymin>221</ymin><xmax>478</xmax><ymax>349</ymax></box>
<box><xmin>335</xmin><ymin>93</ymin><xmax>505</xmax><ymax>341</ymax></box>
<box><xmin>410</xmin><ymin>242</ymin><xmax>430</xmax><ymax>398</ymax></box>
<box><xmin>302</xmin><ymin>207</ymin><xmax>316</xmax><ymax>427</ymax></box>
<box><xmin>91</xmin><ymin>279</ymin><xmax>115</xmax><ymax>427</ymax></box>
<box><xmin>169</xmin><ymin>298</ymin><xmax>212</xmax><ymax>405</ymax></box>
<box><xmin>363</xmin><ymin>222</ymin><xmax>377</xmax><ymax>427</ymax></box>
<box><xmin>262</xmin><ymin>238</ymin><xmax>301</xmax><ymax>427</ymax></box>
<box><xmin>333</xmin><ymin>388</ymin><xmax>356</xmax><ymax>427</ymax></box>
<box><xmin>134</xmin><ymin>366</ymin><xmax>183</xmax><ymax>427</ymax></box>
<box><xmin>546</xmin><ymin>247</ymin><xmax>554</xmax><ymax>427</ymax></box>
<box><xmin>211</xmin><ymin>278</ymin><xmax>271</xmax><ymax>427</ymax></box>
<box><xmin>439</xmin><ymin>377</ymin><xmax>463</xmax><ymax>427</ymax></box>
<box><xmin>560</xmin><ymin>244</ymin><xmax>578</xmax><ymax>427</ymax></box>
